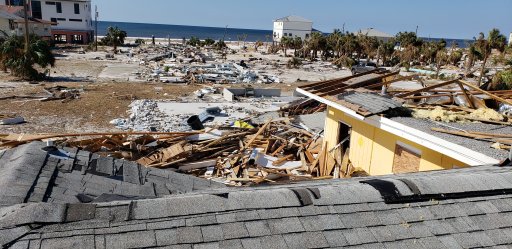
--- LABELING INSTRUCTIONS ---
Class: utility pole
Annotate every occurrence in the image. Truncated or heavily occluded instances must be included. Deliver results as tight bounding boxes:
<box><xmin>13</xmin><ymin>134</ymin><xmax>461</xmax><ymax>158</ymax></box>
<box><xmin>23</xmin><ymin>0</ymin><xmax>30</xmax><ymax>54</ymax></box>
<box><xmin>415</xmin><ymin>25</ymin><xmax>419</xmax><ymax>36</ymax></box>
<box><xmin>95</xmin><ymin>5</ymin><xmax>98</xmax><ymax>51</ymax></box>
<box><xmin>223</xmin><ymin>25</ymin><xmax>228</xmax><ymax>41</ymax></box>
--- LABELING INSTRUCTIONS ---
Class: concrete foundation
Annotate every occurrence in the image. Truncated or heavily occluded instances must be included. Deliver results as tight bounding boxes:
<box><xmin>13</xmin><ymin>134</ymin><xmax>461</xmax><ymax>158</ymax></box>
<box><xmin>223</xmin><ymin>88</ymin><xmax>281</xmax><ymax>101</ymax></box>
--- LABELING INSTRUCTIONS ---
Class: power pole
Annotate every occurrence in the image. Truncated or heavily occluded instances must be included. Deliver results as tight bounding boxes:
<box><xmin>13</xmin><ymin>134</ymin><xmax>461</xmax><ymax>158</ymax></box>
<box><xmin>95</xmin><ymin>5</ymin><xmax>98</xmax><ymax>51</ymax></box>
<box><xmin>23</xmin><ymin>0</ymin><xmax>30</xmax><ymax>54</ymax></box>
<box><xmin>223</xmin><ymin>25</ymin><xmax>228</xmax><ymax>41</ymax></box>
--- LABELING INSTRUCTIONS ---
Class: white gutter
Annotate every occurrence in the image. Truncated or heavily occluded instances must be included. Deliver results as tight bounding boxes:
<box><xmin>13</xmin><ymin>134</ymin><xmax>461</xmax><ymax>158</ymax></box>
<box><xmin>296</xmin><ymin>88</ymin><xmax>501</xmax><ymax>166</ymax></box>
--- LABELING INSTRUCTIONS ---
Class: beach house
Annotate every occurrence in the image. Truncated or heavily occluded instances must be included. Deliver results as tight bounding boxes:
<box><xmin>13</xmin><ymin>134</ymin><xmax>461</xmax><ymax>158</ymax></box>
<box><xmin>3</xmin><ymin>0</ymin><xmax>93</xmax><ymax>44</ymax></box>
<box><xmin>356</xmin><ymin>28</ymin><xmax>394</xmax><ymax>42</ymax></box>
<box><xmin>296</xmin><ymin>71</ymin><xmax>506</xmax><ymax>176</ymax></box>
<box><xmin>0</xmin><ymin>6</ymin><xmax>53</xmax><ymax>40</ymax></box>
<box><xmin>273</xmin><ymin>15</ymin><xmax>312</xmax><ymax>42</ymax></box>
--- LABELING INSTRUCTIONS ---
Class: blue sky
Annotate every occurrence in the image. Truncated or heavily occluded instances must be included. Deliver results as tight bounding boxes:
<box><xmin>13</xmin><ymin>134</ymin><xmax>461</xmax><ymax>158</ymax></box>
<box><xmin>91</xmin><ymin>0</ymin><xmax>511</xmax><ymax>39</ymax></box>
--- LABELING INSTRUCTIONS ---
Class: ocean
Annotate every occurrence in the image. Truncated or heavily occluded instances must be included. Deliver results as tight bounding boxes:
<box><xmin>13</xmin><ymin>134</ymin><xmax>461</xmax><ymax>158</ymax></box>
<box><xmin>97</xmin><ymin>21</ymin><xmax>472</xmax><ymax>48</ymax></box>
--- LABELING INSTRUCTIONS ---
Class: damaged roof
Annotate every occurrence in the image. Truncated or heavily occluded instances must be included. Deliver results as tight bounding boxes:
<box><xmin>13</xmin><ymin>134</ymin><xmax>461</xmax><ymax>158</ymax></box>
<box><xmin>337</xmin><ymin>91</ymin><xmax>403</xmax><ymax>115</ymax></box>
<box><xmin>0</xmin><ymin>142</ymin><xmax>225</xmax><ymax>208</ymax></box>
<box><xmin>3</xmin><ymin>164</ymin><xmax>512</xmax><ymax>248</ymax></box>
<box><xmin>297</xmin><ymin>70</ymin><xmax>402</xmax><ymax>116</ymax></box>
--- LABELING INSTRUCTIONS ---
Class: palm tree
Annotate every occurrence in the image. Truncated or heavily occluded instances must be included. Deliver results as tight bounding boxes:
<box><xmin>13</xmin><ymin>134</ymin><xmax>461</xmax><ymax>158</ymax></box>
<box><xmin>377</xmin><ymin>40</ymin><xmax>395</xmax><ymax>66</ymax></box>
<box><xmin>435</xmin><ymin>49</ymin><xmax>448</xmax><ymax>78</ymax></box>
<box><xmin>475</xmin><ymin>29</ymin><xmax>507</xmax><ymax>85</ymax></box>
<box><xmin>308</xmin><ymin>32</ymin><xmax>326</xmax><ymax>60</ymax></box>
<box><xmin>101</xmin><ymin>26</ymin><xmax>127</xmax><ymax>54</ymax></box>
<box><xmin>341</xmin><ymin>32</ymin><xmax>359</xmax><ymax>58</ymax></box>
<box><xmin>0</xmin><ymin>33</ymin><xmax>55</xmax><ymax>80</ymax></box>
<box><xmin>280</xmin><ymin>36</ymin><xmax>293</xmax><ymax>56</ymax></box>
<box><xmin>465</xmin><ymin>43</ymin><xmax>481</xmax><ymax>75</ymax></box>
<box><xmin>327</xmin><ymin>29</ymin><xmax>343</xmax><ymax>58</ymax></box>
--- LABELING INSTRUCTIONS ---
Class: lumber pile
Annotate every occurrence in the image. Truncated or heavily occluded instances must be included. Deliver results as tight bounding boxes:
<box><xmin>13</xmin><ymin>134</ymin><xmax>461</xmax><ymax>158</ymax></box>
<box><xmin>0</xmin><ymin>119</ymin><xmax>359</xmax><ymax>185</ymax></box>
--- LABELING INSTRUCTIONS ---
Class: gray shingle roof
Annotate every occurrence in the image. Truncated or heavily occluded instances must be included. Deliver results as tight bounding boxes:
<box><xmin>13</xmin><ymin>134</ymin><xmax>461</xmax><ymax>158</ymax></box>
<box><xmin>274</xmin><ymin>15</ymin><xmax>312</xmax><ymax>23</ymax></box>
<box><xmin>390</xmin><ymin>117</ymin><xmax>512</xmax><ymax>160</ymax></box>
<box><xmin>337</xmin><ymin>91</ymin><xmax>403</xmax><ymax>115</ymax></box>
<box><xmin>0</xmin><ymin>142</ymin><xmax>225</xmax><ymax>209</ymax></box>
<box><xmin>2</xmin><ymin>159</ymin><xmax>512</xmax><ymax>248</ymax></box>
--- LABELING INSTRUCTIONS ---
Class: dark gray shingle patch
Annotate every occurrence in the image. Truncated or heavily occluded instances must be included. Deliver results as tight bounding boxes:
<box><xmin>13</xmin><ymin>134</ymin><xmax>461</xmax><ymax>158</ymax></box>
<box><xmin>256</xmin><ymin>207</ymin><xmax>299</xmax><ymax>220</ymax></box>
<box><xmin>260</xmin><ymin>235</ymin><xmax>288</xmax><ymax>249</ymax></box>
<box><xmin>339</xmin><ymin>212</ymin><xmax>382</xmax><ymax>228</ymax></box>
<box><xmin>40</xmin><ymin>235</ymin><xmax>94</xmax><ymax>249</ymax></box>
<box><xmin>95</xmin><ymin>157</ymin><xmax>114</xmax><ymax>176</ymax></box>
<box><xmin>337</xmin><ymin>91</ymin><xmax>402</xmax><ymax>114</ymax></box>
<box><xmin>176</xmin><ymin>226</ymin><xmax>203</xmax><ymax>244</ymax></box>
<box><xmin>268</xmin><ymin>217</ymin><xmax>305</xmax><ymax>234</ymax></box>
<box><xmin>147</xmin><ymin>219</ymin><xmax>185</xmax><ymax>230</ymax></box>
<box><xmin>122</xmin><ymin>161</ymin><xmax>140</xmax><ymax>184</ymax></box>
<box><xmin>65</xmin><ymin>204</ymin><xmax>96</xmax><ymax>222</ymax></box>
<box><xmin>201</xmin><ymin>225</ymin><xmax>223</xmax><ymax>242</ymax></box>
<box><xmin>300</xmin><ymin>214</ymin><xmax>344</xmax><ymax>232</ymax></box>
<box><xmin>0</xmin><ymin>203</ymin><xmax>66</xmax><ymax>228</ymax></box>
<box><xmin>343</xmin><ymin>228</ymin><xmax>378</xmax><ymax>245</ymax></box>
<box><xmin>244</xmin><ymin>220</ymin><xmax>271</xmax><ymax>237</ymax></box>
<box><xmin>0</xmin><ymin>226</ymin><xmax>31</xmax><ymax>247</ymax></box>
<box><xmin>218</xmin><ymin>239</ymin><xmax>242</xmax><ymax>249</ymax></box>
<box><xmin>105</xmin><ymin>230</ymin><xmax>156</xmax><ymax>249</ymax></box>
<box><xmin>155</xmin><ymin>228</ymin><xmax>177</xmax><ymax>246</ymax></box>
<box><xmin>186</xmin><ymin>215</ymin><xmax>218</xmax><ymax>227</ymax></box>
<box><xmin>221</xmin><ymin>222</ymin><xmax>249</xmax><ymax>239</ymax></box>
<box><xmin>323</xmin><ymin>230</ymin><xmax>349</xmax><ymax>247</ymax></box>
<box><xmin>240</xmin><ymin>238</ymin><xmax>262</xmax><ymax>249</ymax></box>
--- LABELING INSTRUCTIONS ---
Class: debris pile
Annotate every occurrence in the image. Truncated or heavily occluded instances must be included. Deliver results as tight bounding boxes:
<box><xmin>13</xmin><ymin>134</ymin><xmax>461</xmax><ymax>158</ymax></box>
<box><xmin>0</xmin><ymin>98</ymin><xmax>339</xmax><ymax>185</ymax></box>
<box><xmin>110</xmin><ymin>100</ymin><xmax>190</xmax><ymax>132</ymax></box>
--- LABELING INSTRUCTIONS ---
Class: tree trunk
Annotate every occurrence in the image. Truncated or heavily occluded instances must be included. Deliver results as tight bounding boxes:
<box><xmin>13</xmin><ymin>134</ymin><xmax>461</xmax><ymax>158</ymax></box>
<box><xmin>477</xmin><ymin>54</ymin><xmax>489</xmax><ymax>86</ymax></box>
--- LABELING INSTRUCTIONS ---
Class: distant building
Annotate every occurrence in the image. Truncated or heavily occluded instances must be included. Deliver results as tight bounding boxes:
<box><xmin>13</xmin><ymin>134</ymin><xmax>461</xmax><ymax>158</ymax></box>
<box><xmin>0</xmin><ymin>7</ymin><xmax>53</xmax><ymax>40</ymax></box>
<box><xmin>3</xmin><ymin>0</ymin><xmax>94</xmax><ymax>44</ymax></box>
<box><xmin>356</xmin><ymin>28</ymin><xmax>394</xmax><ymax>42</ymax></box>
<box><xmin>273</xmin><ymin>15</ymin><xmax>312</xmax><ymax>42</ymax></box>
<box><xmin>509</xmin><ymin>32</ymin><xmax>512</xmax><ymax>46</ymax></box>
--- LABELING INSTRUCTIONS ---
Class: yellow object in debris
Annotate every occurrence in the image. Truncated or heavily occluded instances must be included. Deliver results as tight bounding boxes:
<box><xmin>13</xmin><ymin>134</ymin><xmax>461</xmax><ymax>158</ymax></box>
<box><xmin>232</xmin><ymin>121</ymin><xmax>254</xmax><ymax>129</ymax></box>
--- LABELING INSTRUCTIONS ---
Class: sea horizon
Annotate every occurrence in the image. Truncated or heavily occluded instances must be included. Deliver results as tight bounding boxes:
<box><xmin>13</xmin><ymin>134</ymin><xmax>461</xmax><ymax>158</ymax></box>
<box><xmin>97</xmin><ymin>20</ymin><xmax>474</xmax><ymax>47</ymax></box>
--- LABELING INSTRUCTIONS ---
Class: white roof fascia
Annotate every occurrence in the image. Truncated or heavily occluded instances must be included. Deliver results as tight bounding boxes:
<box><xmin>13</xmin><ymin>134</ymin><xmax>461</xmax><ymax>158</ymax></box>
<box><xmin>295</xmin><ymin>88</ymin><xmax>365</xmax><ymax>121</ymax></box>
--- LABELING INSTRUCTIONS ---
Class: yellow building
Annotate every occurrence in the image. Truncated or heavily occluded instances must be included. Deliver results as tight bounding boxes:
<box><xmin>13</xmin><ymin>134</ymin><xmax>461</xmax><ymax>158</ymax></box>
<box><xmin>297</xmin><ymin>71</ymin><xmax>502</xmax><ymax>176</ymax></box>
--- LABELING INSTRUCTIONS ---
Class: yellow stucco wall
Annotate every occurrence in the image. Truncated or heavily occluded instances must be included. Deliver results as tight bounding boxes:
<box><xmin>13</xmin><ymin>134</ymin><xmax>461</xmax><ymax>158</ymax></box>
<box><xmin>325</xmin><ymin>107</ymin><xmax>467</xmax><ymax>175</ymax></box>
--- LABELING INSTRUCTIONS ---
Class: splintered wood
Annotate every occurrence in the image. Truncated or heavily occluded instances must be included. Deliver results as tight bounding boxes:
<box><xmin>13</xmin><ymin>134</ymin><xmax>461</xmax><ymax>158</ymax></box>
<box><xmin>0</xmin><ymin>110</ymin><xmax>352</xmax><ymax>185</ymax></box>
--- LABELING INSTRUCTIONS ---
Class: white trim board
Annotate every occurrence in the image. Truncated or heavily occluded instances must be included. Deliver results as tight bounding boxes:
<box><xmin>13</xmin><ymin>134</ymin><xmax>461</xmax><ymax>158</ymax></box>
<box><xmin>295</xmin><ymin>88</ymin><xmax>501</xmax><ymax>166</ymax></box>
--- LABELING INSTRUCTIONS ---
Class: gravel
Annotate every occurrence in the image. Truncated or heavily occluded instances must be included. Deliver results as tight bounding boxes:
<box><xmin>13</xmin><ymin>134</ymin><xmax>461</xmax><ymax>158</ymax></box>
<box><xmin>390</xmin><ymin>117</ymin><xmax>511</xmax><ymax>161</ymax></box>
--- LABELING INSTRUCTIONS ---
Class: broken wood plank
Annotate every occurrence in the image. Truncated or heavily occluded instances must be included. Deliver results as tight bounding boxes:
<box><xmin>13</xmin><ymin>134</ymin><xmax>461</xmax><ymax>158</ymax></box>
<box><xmin>457</xmin><ymin>82</ymin><xmax>476</xmax><ymax>109</ymax></box>
<box><xmin>272</xmin><ymin>154</ymin><xmax>294</xmax><ymax>166</ymax></box>
<box><xmin>178</xmin><ymin>159</ymin><xmax>217</xmax><ymax>171</ymax></box>
<box><xmin>459</xmin><ymin>80</ymin><xmax>512</xmax><ymax>106</ymax></box>
<box><xmin>244</xmin><ymin>120</ymin><xmax>272</xmax><ymax>149</ymax></box>
<box><xmin>395</xmin><ymin>79</ymin><xmax>460</xmax><ymax>98</ymax></box>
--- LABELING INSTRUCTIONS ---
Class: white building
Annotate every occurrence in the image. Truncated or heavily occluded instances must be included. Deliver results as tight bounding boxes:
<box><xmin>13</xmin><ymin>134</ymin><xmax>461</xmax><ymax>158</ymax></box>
<box><xmin>273</xmin><ymin>15</ymin><xmax>312</xmax><ymax>42</ymax></box>
<box><xmin>3</xmin><ymin>0</ymin><xmax>93</xmax><ymax>44</ymax></box>
<box><xmin>0</xmin><ymin>7</ymin><xmax>53</xmax><ymax>40</ymax></box>
<box><xmin>509</xmin><ymin>32</ymin><xmax>512</xmax><ymax>46</ymax></box>
<box><xmin>36</xmin><ymin>0</ymin><xmax>93</xmax><ymax>44</ymax></box>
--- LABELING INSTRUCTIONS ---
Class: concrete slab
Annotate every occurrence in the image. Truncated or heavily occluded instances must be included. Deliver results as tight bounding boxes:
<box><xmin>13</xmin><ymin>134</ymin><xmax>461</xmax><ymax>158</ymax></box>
<box><xmin>390</xmin><ymin>80</ymin><xmax>424</xmax><ymax>90</ymax></box>
<box><xmin>98</xmin><ymin>64</ymin><xmax>140</xmax><ymax>80</ymax></box>
<box><xmin>156</xmin><ymin>102</ymin><xmax>283</xmax><ymax>126</ymax></box>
